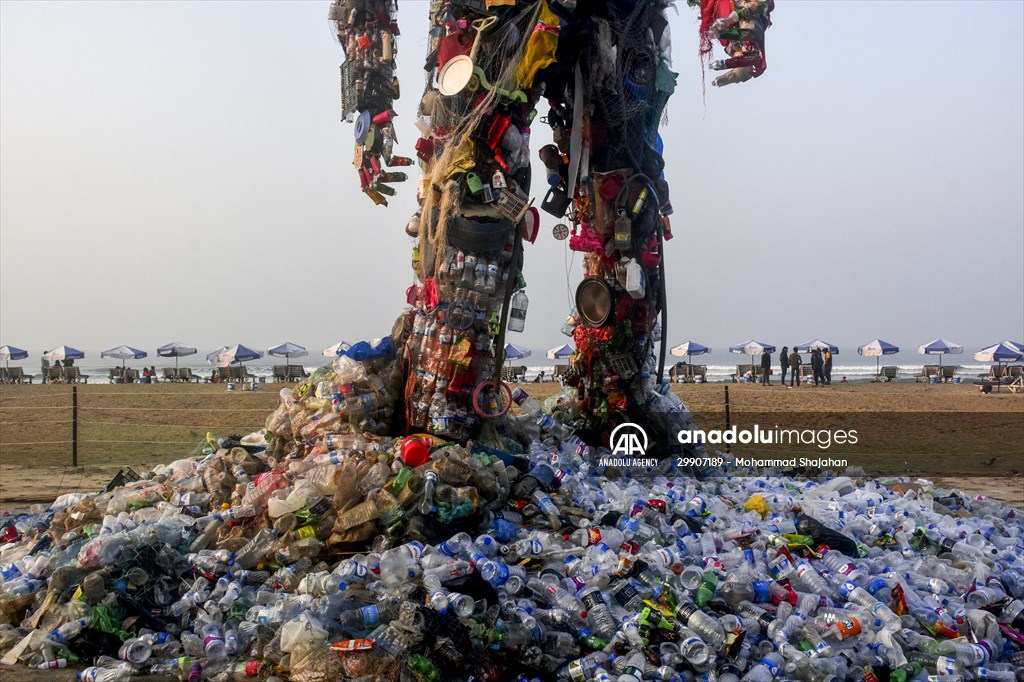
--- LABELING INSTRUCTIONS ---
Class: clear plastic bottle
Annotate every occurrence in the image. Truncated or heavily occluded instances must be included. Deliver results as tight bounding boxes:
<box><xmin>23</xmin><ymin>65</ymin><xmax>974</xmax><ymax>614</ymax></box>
<box><xmin>200</xmin><ymin>622</ymin><xmax>226</xmax><ymax>660</ymax></box>
<box><xmin>507</xmin><ymin>290</ymin><xmax>529</xmax><ymax>333</ymax></box>
<box><xmin>233</xmin><ymin>529</ymin><xmax>280</xmax><ymax>569</ymax></box>
<box><xmin>577</xmin><ymin>586</ymin><xmax>615</xmax><ymax>638</ymax></box>
<box><xmin>674</xmin><ymin>601</ymin><xmax>726</xmax><ymax>651</ymax></box>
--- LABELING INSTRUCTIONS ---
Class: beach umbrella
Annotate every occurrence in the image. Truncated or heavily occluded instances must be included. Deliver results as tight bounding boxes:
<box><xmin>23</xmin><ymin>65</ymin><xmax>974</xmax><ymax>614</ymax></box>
<box><xmin>918</xmin><ymin>338</ymin><xmax>962</xmax><ymax>367</ymax></box>
<box><xmin>670</xmin><ymin>341</ymin><xmax>711</xmax><ymax>363</ymax></box>
<box><xmin>729</xmin><ymin>340</ymin><xmax>775</xmax><ymax>369</ymax></box>
<box><xmin>1004</xmin><ymin>341</ymin><xmax>1024</xmax><ymax>354</ymax></box>
<box><xmin>213</xmin><ymin>344</ymin><xmax>263</xmax><ymax>367</ymax></box>
<box><xmin>974</xmin><ymin>342</ymin><xmax>1024</xmax><ymax>393</ymax></box>
<box><xmin>206</xmin><ymin>346</ymin><xmax>230</xmax><ymax>365</ymax></box>
<box><xmin>857</xmin><ymin>339</ymin><xmax>899</xmax><ymax>374</ymax></box>
<box><xmin>100</xmin><ymin>345</ymin><xmax>148</xmax><ymax>369</ymax></box>
<box><xmin>0</xmin><ymin>345</ymin><xmax>28</xmax><ymax>369</ymax></box>
<box><xmin>503</xmin><ymin>343</ymin><xmax>531</xmax><ymax>362</ymax></box>
<box><xmin>157</xmin><ymin>342</ymin><xmax>197</xmax><ymax>369</ymax></box>
<box><xmin>795</xmin><ymin>339</ymin><xmax>839</xmax><ymax>354</ymax></box>
<box><xmin>323</xmin><ymin>341</ymin><xmax>349</xmax><ymax>357</ymax></box>
<box><xmin>43</xmin><ymin>345</ymin><xmax>85</xmax><ymax>362</ymax></box>
<box><xmin>268</xmin><ymin>342</ymin><xmax>308</xmax><ymax>368</ymax></box>
<box><xmin>546</xmin><ymin>343</ymin><xmax>575</xmax><ymax>360</ymax></box>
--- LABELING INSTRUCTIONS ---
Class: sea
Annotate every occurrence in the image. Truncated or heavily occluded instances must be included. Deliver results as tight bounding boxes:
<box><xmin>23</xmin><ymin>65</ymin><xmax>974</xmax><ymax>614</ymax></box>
<box><xmin>27</xmin><ymin>350</ymin><xmax>993</xmax><ymax>385</ymax></box>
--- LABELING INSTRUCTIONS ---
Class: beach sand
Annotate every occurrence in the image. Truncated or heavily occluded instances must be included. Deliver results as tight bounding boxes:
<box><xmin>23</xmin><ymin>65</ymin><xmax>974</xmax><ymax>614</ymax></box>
<box><xmin>1</xmin><ymin>380</ymin><xmax>1021</xmax><ymax>507</ymax></box>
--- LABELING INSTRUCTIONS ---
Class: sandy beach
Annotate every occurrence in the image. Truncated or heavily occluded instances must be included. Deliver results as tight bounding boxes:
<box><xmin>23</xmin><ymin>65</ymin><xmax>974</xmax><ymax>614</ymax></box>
<box><xmin>1</xmin><ymin>380</ymin><xmax>1021</xmax><ymax>507</ymax></box>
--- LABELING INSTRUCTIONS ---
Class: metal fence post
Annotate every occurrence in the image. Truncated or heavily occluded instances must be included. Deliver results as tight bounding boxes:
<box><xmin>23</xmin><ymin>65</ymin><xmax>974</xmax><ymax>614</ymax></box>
<box><xmin>72</xmin><ymin>385</ymin><xmax>79</xmax><ymax>468</ymax></box>
<box><xmin>724</xmin><ymin>385</ymin><xmax>731</xmax><ymax>454</ymax></box>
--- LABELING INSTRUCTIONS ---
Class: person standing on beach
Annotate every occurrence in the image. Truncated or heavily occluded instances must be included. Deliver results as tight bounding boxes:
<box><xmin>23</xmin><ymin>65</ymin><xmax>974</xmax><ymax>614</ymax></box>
<box><xmin>823</xmin><ymin>348</ymin><xmax>833</xmax><ymax>385</ymax></box>
<box><xmin>41</xmin><ymin>356</ymin><xmax>49</xmax><ymax>384</ymax></box>
<box><xmin>779</xmin><ymin>346</ymin><xmax>789</xmax><ymax>385</ymax></box>
<box><xmin>760</xmin><ymin>349</ymin><xmax>772</xmax><ymax>385</ymax></box>
<box><xmin>789</xmin><ymin>348</ymin><xmax>801</xmax><ymax>386</ymax></box>
<box><xmin>810</xmin><ymin>348</ymin><xmax>823</xmax><ymax>386</ymax></box>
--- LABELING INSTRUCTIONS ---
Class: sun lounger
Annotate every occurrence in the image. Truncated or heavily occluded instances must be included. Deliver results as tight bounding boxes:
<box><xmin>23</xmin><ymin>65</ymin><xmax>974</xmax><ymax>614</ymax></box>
<box><xmin>287</xmin><ymin>365</ymin><xmax>309</xmax><ymax>382</ymax></box>
<box><xmin>273</xmin><ymin>365</ymin><xmax>289</xmax><ymax>382</ymax></box>
<box><xmin>122</xmin><ymin>368</ymin><xmax>139</xmax><ymax>383</ymax></box>
<box><xmin>501</xmin><ymin>365</ymin><xmax>527</xmax><ymax>383</ymax></box>
<box><xmin>916</xmin><ymin>365</ymin><xmax>941</xmax><ymax>383</ymax></box>
<box><xmin>1008</xmin><ymin>376</ymin><xmax>1024</xmax><ymax>394</ymax></box>
<box><xmin>939</xmin><ymin>366</ymin><xmax>957</xmax><ymax>382</ymax></box>
<box><xmin>177</xmin><ymin>368</ymin><xmax>197</xmax><ymax>383</ymax></box>
<box><xmin>873</xmin><ymin>366</ymin><xmax>899</xmax><ymax>382</ymax></box>
<box><xmin>64</xmin><ymin>367</ymin><xmax>88</xmax><ymax>383</ymax></box>
<box><xmin>47</xmin><ymin>366</ymin><xmax>64</xmax><ymax>383</ymax></box>
<box><xmin>669</xmin><ymin>362</ymin><xmax>707</xmax><ymax>383</ymax></box>
<box><xmin>3</xmin><ymin>367</ymin><xmax>31</xmax><ymax>384</ymax></box>
<box><xmin>161</xmin><ymin>368</ymin><xmax>178</xmax><ymax>382</ymax></box>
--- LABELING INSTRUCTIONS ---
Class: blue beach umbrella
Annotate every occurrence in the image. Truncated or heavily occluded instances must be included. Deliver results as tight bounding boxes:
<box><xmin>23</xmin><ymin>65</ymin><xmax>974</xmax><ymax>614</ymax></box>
<box><xmin>157</xmin><ymin>342</ymin><xmax>198</xmax><ymax>369</ymax></box>
<box><xmin>729</xmin><ymin>340</ymin><xmax>775</xmax><ymax>368</ymax></box>
<box><xmin>670</xmin><ymin>341</ymin><xmax>711</xmax><ymax>362</ymax></box>
<box><xmin>546</xmin><ymin>343</ymin><xmax>575</xmax><ymax>360</ymax></box>
<box><xmin>974</xmin><ymin>342</ymin><xmax>1024</xmax><ymax>392</ymax></box>
<box><xmin>795</xmin><ymin>339</ymin><xmax>839</xmax><ymax>354</ymax></box>
<box><xmin>43</xmin><ymin>345</ymin><xmax>85</xmax><ymax>362</ymax></box>
<box><xmin>214</xmin><ymin>344</ymin><xmax>263</xmax><ymax>366</ymax></box>
<box><xmin>857</xmin><ymin>339</ymin><xmax>900</xmax><ymax>374</ymax></box>
<box><xmin>973</xmin><ymin>342</ymin><xmax>1023</xmax><ymax>364</ymax></box>
<box><xmin>503</xmin><ymin>343</ymin><xmax>531</xmax><ymax>361</ymax></box>
<box><xmin>918</xmin><ymin>338</ymin><xmax>963</xmax><ymax>367</ymax></box>
<box><xmin>0</xmin><ymin>345</ymin><xmax>28</xmax><ymax>369</ymax></box>
<box><xmin>268</xmin><ymin>342</ymin><xmax>308</xmax><ymax>368</ymax></box>
<box><xmin>100</xmin><ymin>345</ymin><xmax>148</xmax><ymax>369</ymax></box>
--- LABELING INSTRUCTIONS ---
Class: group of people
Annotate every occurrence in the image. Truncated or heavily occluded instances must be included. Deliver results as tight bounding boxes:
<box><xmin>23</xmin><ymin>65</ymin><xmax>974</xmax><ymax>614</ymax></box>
<box><xmin>40</xmin><ymin>356</ymin><xmax>73</xmax><ymax>384</ymax></box>
<box><xmin>760</xmin><ymin>346</ymin><xmax>834</xmax><ymax>387</ymax></box>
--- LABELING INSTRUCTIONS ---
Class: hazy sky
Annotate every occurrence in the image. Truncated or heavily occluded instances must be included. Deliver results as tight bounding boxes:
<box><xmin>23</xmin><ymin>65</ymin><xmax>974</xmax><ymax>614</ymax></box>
<box><xmin>2</xmin><ymin>0</ymin><xmax>1022</xmax><ymax>360</ymax></box>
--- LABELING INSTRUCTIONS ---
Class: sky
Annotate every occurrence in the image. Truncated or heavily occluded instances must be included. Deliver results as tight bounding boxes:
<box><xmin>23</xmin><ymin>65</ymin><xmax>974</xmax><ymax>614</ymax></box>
<box><xmin>1</xmin><ymin>0</ymin><xmax>1022</xmax><ymax>361</ymax></box>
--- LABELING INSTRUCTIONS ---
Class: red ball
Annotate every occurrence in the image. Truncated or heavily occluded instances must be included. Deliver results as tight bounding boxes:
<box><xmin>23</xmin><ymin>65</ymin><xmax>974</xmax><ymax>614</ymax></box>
<box><xmin>401</xmin><ymin>436</ymin><xmax>429</xmax><ymax>467</ymax></box>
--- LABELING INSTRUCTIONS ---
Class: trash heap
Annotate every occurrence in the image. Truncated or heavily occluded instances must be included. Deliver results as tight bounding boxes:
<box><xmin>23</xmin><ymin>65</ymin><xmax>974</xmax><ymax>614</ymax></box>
<box><xmin>2</xmin><ymin>352</ymin><xmax>1024</xmax><ymax>682</ymax></box>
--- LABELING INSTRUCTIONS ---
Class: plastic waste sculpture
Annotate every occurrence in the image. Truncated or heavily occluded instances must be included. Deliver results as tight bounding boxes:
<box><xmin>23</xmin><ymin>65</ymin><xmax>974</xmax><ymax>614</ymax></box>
<box><xmin>327</xmin><ymin>0</ymin><xmax>770</xmax><ymax>454</ymax></box>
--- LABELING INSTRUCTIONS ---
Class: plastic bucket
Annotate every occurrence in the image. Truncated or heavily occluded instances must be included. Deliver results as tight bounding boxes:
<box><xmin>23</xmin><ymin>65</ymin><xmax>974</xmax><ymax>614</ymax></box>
<box><xmin>112</xmin><ymin>378</ymin><xmax>123</xmax><ymax>384</ymax></box>
<box><xmin>251</xmin><ymin>381</ymin><xmax>259</xmax><ymax>391</ymax></box>
<box><xmin>953</xmin><ymin>377</ymin><xmax>961</xmax><ymax>384</ymax></box>
<box><xmin>929</xmin><ymin>377</ymin><xmax>938</xmax><ymax>384</ymax></box>
<box><xmin>227</xmin><ymin>383</ymin><xmax>236</xmax><ymax>391</ymax></box>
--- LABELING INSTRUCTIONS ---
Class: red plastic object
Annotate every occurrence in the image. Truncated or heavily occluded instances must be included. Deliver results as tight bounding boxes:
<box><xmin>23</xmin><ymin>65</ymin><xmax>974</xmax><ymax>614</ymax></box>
<box><xmin>401</xmin><ymin>436</ymin><xmax>429</xmax><ymax>467</ymax></box>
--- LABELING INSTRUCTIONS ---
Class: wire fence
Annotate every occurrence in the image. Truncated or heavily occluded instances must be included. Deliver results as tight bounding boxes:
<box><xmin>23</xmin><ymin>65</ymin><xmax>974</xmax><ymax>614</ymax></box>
<box><xmin>0</xmin><ymin>384</ymin><xmax>280</xmax><ymax>471</ymax></box>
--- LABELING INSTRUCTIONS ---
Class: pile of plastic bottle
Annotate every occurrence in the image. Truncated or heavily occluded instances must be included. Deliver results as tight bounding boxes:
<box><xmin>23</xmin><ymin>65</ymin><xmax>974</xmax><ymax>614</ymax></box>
<box><xmin>1</xmin><ymin>375</ymin><xmax>1023</xmax><ymax>682</ymax></box>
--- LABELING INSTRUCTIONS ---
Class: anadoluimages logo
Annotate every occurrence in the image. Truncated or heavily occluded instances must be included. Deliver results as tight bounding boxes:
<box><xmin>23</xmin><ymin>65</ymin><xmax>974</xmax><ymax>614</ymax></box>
<box><xmin>610</xmin><ymin>422</ymin><xmax>648</xmax><ymax>455</ymax></box>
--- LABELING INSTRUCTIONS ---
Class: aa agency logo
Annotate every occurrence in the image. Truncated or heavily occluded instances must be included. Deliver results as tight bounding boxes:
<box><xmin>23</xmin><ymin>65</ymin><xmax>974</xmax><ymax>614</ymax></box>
<box><xmin>610</xmin><ymin>422</ymin><xmax>648</xmax><ymax>455</ymax></box>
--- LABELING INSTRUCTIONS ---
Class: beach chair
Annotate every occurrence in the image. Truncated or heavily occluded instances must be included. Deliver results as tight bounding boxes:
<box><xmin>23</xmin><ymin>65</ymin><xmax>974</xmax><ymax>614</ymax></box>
<box><xmin>109</xmin><ymin>367</ymin><xmax>124</xmax><ymax>382</ymax></box>
<box><xmin>177</xmin><ymin>368</ymin><xmax>196</xmax><ymax>383</ymax></box>
<box><xmin>273</xmin><ymin>365</ymin><xmax>289</xmax><ymax>382</ymax></box>
<box><xmin>0</xmin><ymin>368</ymin><xmax>8</xmax><ymax>383</ymax></box>
<box><xmin>288</xmin><ymin>365</ymin><xmax>309</xmax><ymax>382</ymax></box>
<box><xmin>1007</xmin><ymin>376</ymin><xmax>1024</xmax><ymax>394</ymax></box>
<box><xmin>47</xmin><ymin>366</ymin><xmax>64</xmax><ymax>383</ymax></box>
<box><xmin>161</xmin><ymin>367</ymin><xmax>178</xmax><ymax>382</ymax></box>
<box><xmin>939</xmin><ymin>366</ymin><xmax>957</xmax><ymax>383</ymax></box>
<box><xmin>4</xmin><ymin>367</ymin><xmax>29</xmax><ymax>384</ymax></box>
<box><xmin>65</xmin><ymin>367</ymin><xmax>88</xmax><ymax>383</ymax></box>
<box><xmin>123</xmin><ymin>368</ymin><xmax>139</xmax><ymax>383</ymax></box>
<box><xmin>879</xmin><ymin>366</ymin><xmax>899</xmax><ymax>382</ymax></box>
<box><xmin>552</xmin><ymin>365</ymin><xmax>568</xmax><ymax>383</ymax></box>
<box><xmin>917</xmin><ymin>365</ymin><xmax>940</xmax><ymax>383</ymax></box>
